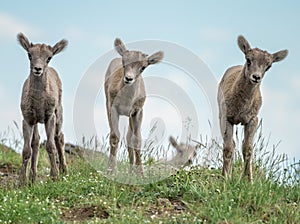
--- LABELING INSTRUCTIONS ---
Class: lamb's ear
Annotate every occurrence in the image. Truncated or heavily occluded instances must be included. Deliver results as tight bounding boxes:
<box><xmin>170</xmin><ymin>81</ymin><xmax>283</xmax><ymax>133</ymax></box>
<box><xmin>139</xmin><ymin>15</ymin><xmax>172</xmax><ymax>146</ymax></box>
<box><xmin>114</xmin><ymin>38</ymin><xmax>127</xmax><ymax>56</ymax></box>
<box><xmin>169</xmin><ymin>136</ymin><xmax>178</xmax><ymax>148</ymax></box>
<box><xmin>238</xmin><ymin>35</ymin><xmax>251</xmax><ymax>55</ymax></box>
<box><xmin>170</xmin><ymin>136</ymin><xmax>184</xmax><ymax>154</ymax></box>
<box><xmin>272</xmin><ymin>50</ymin><xmax>288</xmax><ymax>63</ymax></box>
<box><xmin>17</xmin><ymin>33</ymin><xmax>32</xmax><ymax>51</ymax></box>
<box><xmin>52</xmin><ymin>39</ymin><xmax>68</xmax><ymax>55</ymax></box>
<box><xmin>148</xmin><ymin>51</ymin><xmax>164</xmax><ymax>65</ymax></box>
<box><xmin>195</xmin><ymin>144</ymin><xmax>201</xmax><ymax>150</ymax></box>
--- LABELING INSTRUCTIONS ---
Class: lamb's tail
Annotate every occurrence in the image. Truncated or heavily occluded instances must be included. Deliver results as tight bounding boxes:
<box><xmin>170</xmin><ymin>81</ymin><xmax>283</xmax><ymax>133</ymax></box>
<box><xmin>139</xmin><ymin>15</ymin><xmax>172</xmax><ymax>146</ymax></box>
<box><xmin>169</xmin><ymin>136</ymin><xmax>178</xmax><ymax>148</ymax></box>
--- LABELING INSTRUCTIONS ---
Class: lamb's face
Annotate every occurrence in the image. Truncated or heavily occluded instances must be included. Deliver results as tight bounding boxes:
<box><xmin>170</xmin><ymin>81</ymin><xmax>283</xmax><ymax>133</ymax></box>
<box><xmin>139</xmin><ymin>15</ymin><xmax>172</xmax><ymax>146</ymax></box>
<box><xmin>27</xmin><ymin>44</ymin><xmax>53</xmax><ymax>77</ymax></box>
<box><xmin>114</xmin><ymin>38</ymin><xmax>164</xmax><ymax>85</ymax></box>
<box><xmin>174</xmin><ymin>144</ymin><xmax>197</xmax><ymax>167</ymax></box>
<box><xmin>237</xmin><ymin>35</ymin><xmax>288</xmax><ymax>85</ymax></box>
<box><xmin>244</xmin><ymin>49</ymin><xmax>273</xmax><ymax>85</ymax></box>
<box><xmin>169</xmin><ymin>136</ymin><xmax>197</xmax><ymax>167</ymax></box>
<box><xmin>17</xmin><ymin>32</ymin><xmax>68</xmax><ymax>77</ymax></box>
<box><xmin>121</xmin><ymin>51</ymin><xmax>148</xmax><ymax>85</ymax></box>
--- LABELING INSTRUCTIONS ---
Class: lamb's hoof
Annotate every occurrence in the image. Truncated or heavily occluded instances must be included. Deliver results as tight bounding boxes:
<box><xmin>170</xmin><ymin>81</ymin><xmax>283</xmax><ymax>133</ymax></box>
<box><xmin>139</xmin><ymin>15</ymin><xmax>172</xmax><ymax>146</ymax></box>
<box><xmin>51</xmin><ymin>175</ymin><xmax>60</xmax><ymax>181</ymax></box>
<box><xmin>106</xmin><ymin>167</ymin><xmax>115</xmax><ymax>176</ymax></box>
<box><xmin>243</xmin><ymin>173</ymin><xmax>253</xmax><ymax>184</ymax></box>
<box><xmin>50</xmin><ymin>169</ymin><xmax>59</xmax><ymax>181</ymax></box>
<box><xmin>60</xmin><ymin>164</ymin><xmax>68</xmax><ymax>175</ymax></box>
<box><xmin>128</xmin><ymin>165</ymin><xmax>135</xmax><ymax>175</ymax></box>
<box><xmin>18</xmin><ymin>177</ymin><xmax>28</xmax><ymax>187</ymax></box>
<box><xmin>29</xmin><ymin>175</ymin><xmax>36</xmax><ymax>184</ymax></box>
<box><xmin>136</xmin><ymin>165</ymin><xmax>144</xmax><ymax>177</ymax></box>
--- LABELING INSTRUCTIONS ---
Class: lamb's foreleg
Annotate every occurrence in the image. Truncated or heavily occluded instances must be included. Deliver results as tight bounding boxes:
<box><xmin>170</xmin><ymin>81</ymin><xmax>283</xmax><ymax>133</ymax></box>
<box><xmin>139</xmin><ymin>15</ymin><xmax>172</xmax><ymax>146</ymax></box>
<box><xmin>107</xmin><ymin>107</ymin><xmax>120</xmax><ymax>174</ymax></box>
<box><xmin>126</xmin><ymin>126</ymin><xmax>135</xmax><ymax>174</ymax></box>
<box><xmin>221</xmin><ymin>118</ymin><xmax>235</xmax><ymax>179</ymax></box>
<box><xmin>129</xmin><ymin>110</ymin><xmax>143</xmax><ymax>175</ymax></box>
<box><xmin>20</xmin><ymin>120</ymin><xmax>34</xmax><ymax>185</ymax></box>
<box><xmin>242</xmin><ymin>117</ymin><xmax>258</xmax><ymax>183</ymax></box>
<box><xmin>30</xmin><ymin>124</ymin><xmax>40</xmax><ymax>183</ymax></box>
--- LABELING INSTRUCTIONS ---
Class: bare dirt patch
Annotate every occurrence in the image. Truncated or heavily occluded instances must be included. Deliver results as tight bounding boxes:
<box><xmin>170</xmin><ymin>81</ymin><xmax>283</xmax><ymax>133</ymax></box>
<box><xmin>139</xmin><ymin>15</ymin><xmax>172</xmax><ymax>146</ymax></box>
<box><xmin>147</xmin><ymin>197</ymin><xmax>187</xmax><ymax>218</ymax></box>
<box><xmin>0</xmin><ymin>163</ymin><xmax>18</xmax><ymax>174</ymax></box>
<box><xmin>0</xmin><ymin>145</ymin><xmax>19</xmax><ymax>188</ymax></box>
<box><xmin>61</xmin><ymin>205</ymin><xmax>109</xmax><ymax>222</ymax></box>
<box><xmin>0</xmin><ymin>171</ymin><xmax>18</xmax><ymax>189</ymax></box>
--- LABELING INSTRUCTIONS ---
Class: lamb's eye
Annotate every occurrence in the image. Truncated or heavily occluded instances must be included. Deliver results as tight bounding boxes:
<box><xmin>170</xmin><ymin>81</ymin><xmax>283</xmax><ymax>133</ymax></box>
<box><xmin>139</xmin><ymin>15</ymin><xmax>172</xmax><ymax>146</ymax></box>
<box><xmin>265</xmin><ymin>65</ymin><xmax>271</xmax><ymax>71</ymax></box>
<box><xmin>246</xmin><ymin>58</ymin><xmax>251</xmax><ymax>66</ymax></box>
<box><xmin>140</xmin><ymin>66</ymin><xmax>146</xmax><ymax>73</ymax></box>
<box><xmin>28</xmin><ymin>53</ymin><xmax>32</xmax><ymax>60</ymax></box>
<box><xmin>47</xmin><ymin>57</ymin><xmax>52</xmax><ymax>63</ymax></box>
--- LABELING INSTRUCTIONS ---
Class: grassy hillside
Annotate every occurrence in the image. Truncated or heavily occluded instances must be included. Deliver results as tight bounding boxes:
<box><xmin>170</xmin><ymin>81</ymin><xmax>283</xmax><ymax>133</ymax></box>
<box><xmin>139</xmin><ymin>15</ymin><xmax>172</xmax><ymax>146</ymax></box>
<box><xmin>0</xmin><ymin>143</ymin><xmax>299</xmax><ymax>223</ymax></box>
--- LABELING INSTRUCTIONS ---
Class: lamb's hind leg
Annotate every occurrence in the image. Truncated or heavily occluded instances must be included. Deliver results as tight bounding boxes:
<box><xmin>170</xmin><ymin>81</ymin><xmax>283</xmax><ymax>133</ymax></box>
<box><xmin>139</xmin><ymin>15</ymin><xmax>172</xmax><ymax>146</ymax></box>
<box><xmin>55</xmin><ymin>107</ymin><xmax>67</xmax><ymax>174</ymax></box>
<box><xmin>20</xmin><ymin>120</ymin><xmax>34</xmax><ymax>185</ymax></box>
<box><xmin>30</xmin><ymin>124</ymin><xmax>40</xmax><ymax>183</ymax></box>
<box><xmin>45</xmin><ymin>114</ymin><xmax>59</xmax><ymax>179</ymax></box>
<box><xmin>55</xmin><ymin>132</ymin><xmax>67</xmax><ymax>174</ymax></box>
<box><xmin>242</xmin><ymin>117</ymin><xmax>258</xmax><ymax>183</ymax></box>
<box><xmin>221</xmin><ymin>119</ymin><xmax>235</xmax><ymax>179</ymax></box>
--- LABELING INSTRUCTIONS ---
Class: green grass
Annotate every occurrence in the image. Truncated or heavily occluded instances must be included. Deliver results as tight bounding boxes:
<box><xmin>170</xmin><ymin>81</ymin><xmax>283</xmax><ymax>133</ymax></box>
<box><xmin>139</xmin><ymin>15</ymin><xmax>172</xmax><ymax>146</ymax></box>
<box><xmin>0</xmin><ymin>143</ymin><xmax>299</xmax><ymax>223</ymax></box>
<box><xmin>0</xmin><ymin>144</ymin><xmax>21</xmax><ymax>169</ymax></box>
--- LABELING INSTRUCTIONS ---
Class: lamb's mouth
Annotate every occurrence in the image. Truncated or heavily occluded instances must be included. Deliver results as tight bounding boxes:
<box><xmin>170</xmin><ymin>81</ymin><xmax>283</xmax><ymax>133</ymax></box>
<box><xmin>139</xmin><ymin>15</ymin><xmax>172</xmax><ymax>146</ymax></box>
<box><xmin>250</xmin><ymin>79</ymin><xmax>260</xmax><ymax>84</ymax></box>
<box><xmin>124</xmin><ymin>80</ymin><xmax>133</xmax><ymax>85</ymax></box>
<box><xmin>34</xmin><ymin>71</ymin><xmax>42</xmax><ymax>76</ymax></box>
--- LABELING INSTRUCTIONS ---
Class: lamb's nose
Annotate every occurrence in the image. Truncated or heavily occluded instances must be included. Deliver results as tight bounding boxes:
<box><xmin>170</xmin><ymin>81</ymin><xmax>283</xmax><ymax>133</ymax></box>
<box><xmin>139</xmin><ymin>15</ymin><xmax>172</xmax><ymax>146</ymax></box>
<box><xmin>34</xmin><ymin>67</ymin><xmax>42</xmax><ymax>71</ymax></box>
<box><xmin>125</xmin><ymin>76</ymin><xmax>133</xmax><ymax>82</ymax></box>
<box><xmin>252</xmin><ymin>74</ymin><xmax>260</xmax><ymax>81</ymax></box>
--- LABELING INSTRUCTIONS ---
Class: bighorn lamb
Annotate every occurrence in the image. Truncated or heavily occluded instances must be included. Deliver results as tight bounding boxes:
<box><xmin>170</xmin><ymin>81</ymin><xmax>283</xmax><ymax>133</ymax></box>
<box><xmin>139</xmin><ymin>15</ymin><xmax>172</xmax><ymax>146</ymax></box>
<box><xmin>169</xmin><ymin>136</ymin><xmax>198</xmax><ymax>168</ymax></box>
<box><xmin>18</xmin><ymin>33</ymin><xmax>68</xmax><ymax>184</ymax></box>
<box><xmin>218</xmin><ymin>35</ymin><xmax>288</xmax><ymax>182</ymax></box>
<box><xmin>105</xmin><ymin>38</ymin><xmax>163</xmax><ymax>174</ymax></box>
<box><xmin>145</xmin><ymin>136</ymin><xmax>198</xmax><ymax>177</ymax></box>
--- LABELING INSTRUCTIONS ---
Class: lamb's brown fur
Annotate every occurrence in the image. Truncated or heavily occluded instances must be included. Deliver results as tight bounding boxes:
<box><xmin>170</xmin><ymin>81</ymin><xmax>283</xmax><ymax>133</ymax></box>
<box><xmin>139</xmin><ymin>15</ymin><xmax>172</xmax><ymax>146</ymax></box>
<box><xmin>218</xmin><ymin>35</ymin><xmax>288</xmax><ymax>182</ymax></box>
<box><xmin>105</xmin><ymin>38</ymin><xmax>163</xmax><ymax>174</ymax></box>
<box><xmin>17</xmin><ymin>33</ymin><xmax>68</xmax><ymax>184</ymax></box>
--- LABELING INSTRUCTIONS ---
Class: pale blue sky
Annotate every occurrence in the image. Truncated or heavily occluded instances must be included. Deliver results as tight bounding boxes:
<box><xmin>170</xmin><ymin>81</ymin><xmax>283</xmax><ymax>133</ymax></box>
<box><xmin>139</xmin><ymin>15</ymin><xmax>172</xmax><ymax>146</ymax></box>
<box><xmin>0</xmin><ymin>1</ymin><xmax>299</xmax><ymax>161</ymax></box>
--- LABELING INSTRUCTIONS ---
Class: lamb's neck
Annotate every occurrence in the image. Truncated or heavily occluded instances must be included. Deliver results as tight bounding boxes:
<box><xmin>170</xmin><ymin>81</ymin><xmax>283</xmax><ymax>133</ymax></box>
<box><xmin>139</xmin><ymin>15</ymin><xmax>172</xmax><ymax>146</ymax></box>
<box><xmin>233</xmin><ymin>67</ymin><xmax>260</xmax><ymax>101</ymax></box>
<box><xmin>28</xmin><ymin>71</ymin><xmax>48</xmax><ymax>96</ymax></box>
<box><xmin>120</xmin><ymin>77</ymin><xmax>142</xmax><ymax>98</ymax></box>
